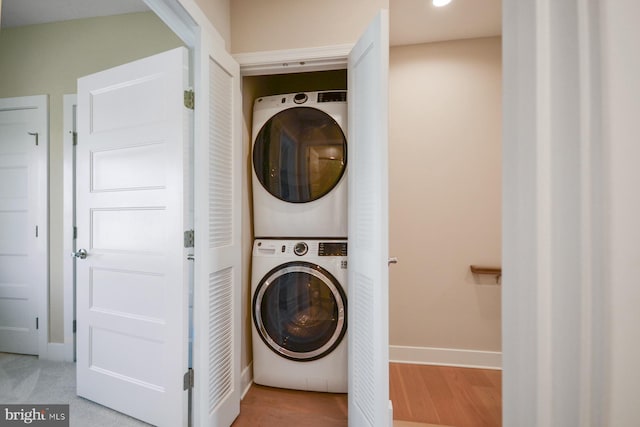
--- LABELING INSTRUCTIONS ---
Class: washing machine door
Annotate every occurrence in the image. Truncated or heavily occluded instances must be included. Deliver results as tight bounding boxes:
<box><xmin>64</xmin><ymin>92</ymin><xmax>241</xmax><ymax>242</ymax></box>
<box><xmin>253</xmin><ymin>261</ymin><xmax>347</xmax><ymax>361</ymax></box>
<box><xmin>253</xmin><ymin>107</ymin><xmax>347</xmax><ymax>203</ymax></box>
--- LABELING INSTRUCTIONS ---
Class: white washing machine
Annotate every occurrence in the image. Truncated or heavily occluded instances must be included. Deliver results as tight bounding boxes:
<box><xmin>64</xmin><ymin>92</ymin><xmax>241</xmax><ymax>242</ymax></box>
<box><xmin>251</xmin><ymin>239</ymin><xmax>348</xmax><ymax>393</ymax></box>
<box><xmin>252</xmin><ymin>91</ymin><xmax>348</xmax><ymax>238</ymax></box>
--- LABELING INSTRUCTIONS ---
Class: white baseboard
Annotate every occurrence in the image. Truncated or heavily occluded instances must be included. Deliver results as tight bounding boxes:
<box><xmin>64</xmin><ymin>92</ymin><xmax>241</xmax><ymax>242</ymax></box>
<box><xmin>42</xmin><ymin>342</ymin><xmax>74</xmax><ymax>362</ymax></box>
<box><xmin>238</xmin><ymin>347</ymin><xmax>497</xmax><ymax>401</ymax></box>
<box><xmin>389</xmin><ymin>345</ymin><xmax>502</xmax><ymax>370</ymax></box>
<box><xmin>241</xmin><ymin>362</ymin><xmax>253</xmax><ymax>399</ymax></box>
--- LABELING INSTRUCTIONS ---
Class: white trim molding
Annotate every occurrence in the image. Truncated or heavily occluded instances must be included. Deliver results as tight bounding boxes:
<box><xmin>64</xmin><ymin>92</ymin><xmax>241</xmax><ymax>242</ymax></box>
<box><xmin>144</xmin><ymin>0</ymin><xmax>197</xmax><ymax>47</ymax></box>
<box><xmin>390</xmin><ymin>345</ymin><xmax>501</xmax><ymax>370</ymax></box>
<box><xmin>503</xmin><ymin>0</ymin><xmax>607</xmax><ymax>425</ymax></box>
<box><xmin>233</xmin><ymin>44</ymin><xmax>352</xmax><ymax>76</ymax></box>
<box><xmin>601</xmin><ymin>1</ymin><xmax>640</xmax><ymax>425</ymax></box>
<box><xmin>240</xmin><ymin>362</ymin><xmax>253</xmax><ymax>400</ymax></box>
<box><xmin>61</xmin><ymin>94</ymin><xmax>77</xmax><ymax>363</ymax></box>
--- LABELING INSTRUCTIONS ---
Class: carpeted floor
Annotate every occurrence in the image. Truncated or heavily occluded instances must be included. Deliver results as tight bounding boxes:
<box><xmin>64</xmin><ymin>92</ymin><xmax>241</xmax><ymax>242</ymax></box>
<box><xmin>0</xmin><ymin>352</ymin><xmax>149</xmax><ymax>426</ymax></box>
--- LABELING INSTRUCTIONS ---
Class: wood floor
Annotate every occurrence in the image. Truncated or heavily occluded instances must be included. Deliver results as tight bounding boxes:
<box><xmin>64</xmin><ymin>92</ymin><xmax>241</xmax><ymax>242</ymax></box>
<box><xmin>232</xmin><ymin>363</ymin><xmax>501</xmax><ymax>427</ymax></box>
<box><xmin>232</xmin><ymin>384</ymin><xmax>348</xmax><ymax>427</ymax></box>
<box><xmin>390</xmin><ymin>363</ymin><xmax>501</xmax><ymax>427</ymax></box>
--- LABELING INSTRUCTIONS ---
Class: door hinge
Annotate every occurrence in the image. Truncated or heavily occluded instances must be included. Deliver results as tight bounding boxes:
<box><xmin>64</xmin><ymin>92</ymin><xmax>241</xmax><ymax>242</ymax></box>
<box><xmin>28</xmin><ymin>132</ymin><xmax>39</xmax><ymax>146</ymax></box>
<box><xmin>184</xmin><ymin>90</ymin><xmax>195</xmax><ymax>110</ymax></box>
<box><xmin>36</xmin><ymin>317</ymin><xmax>39</xmax><ymax>330</ymax></box>
<box><xmin>183</xmin><ymin>368</ymin><xmax>194</xmax><ymax>390</ymax></box>
<box><xmin>73</xmin><ymin>320</ymin><xmax>76</xmax><ymax>333</ymax></box>
<box><xmin>184</xmin><ymin>230</ymin><xmax>194</xmax><ymax>248</ymax></box>
<box><xmin>72</xmin><ymin>131</ymin><xmax>78</xmax><ymax>146</ymax></box>
<box><xmin>73</xmin><ymin>226</ymin><xmax>78</xmax><ymax>239</ymax></box>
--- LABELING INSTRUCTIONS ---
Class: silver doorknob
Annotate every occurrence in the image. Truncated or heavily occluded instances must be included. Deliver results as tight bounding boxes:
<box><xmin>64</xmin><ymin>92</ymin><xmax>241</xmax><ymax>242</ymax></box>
<box><xmin>388</xmin><ymin>257</ymin><xmax>398</xmax><ymax>265</ymax></box>
<box><xmin>72</xmin><ymin>249</ymin><xmax>88</xmax><ymax>259</ymax></box>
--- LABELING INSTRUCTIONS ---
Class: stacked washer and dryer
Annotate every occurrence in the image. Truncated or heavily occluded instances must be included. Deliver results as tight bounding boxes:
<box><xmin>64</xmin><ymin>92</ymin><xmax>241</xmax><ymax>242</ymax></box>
<box><xmin>250</xmin><ymin>90</ymin><xmax>349</xmax><ymax>393</ymax></box>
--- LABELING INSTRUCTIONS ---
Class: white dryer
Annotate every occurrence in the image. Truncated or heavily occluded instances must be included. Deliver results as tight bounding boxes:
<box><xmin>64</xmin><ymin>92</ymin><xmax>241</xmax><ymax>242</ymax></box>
<box><xmin>252</xmin><ymin>91</ymin><xmax>347</xmax><ymax>238</ymax></box>
<box><xmin>251</xmin><ymin>239</ymin><xmax>348</xmax><ymax>393</ymax></box>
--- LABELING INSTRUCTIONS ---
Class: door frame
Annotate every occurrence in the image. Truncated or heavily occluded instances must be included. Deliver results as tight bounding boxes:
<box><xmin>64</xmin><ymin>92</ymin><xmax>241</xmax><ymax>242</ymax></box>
<box><xmin>61</xmin><ymin>94</ymin><xmax>76</xmax><ymax>361</ymax></box>
<box><xmin>233</xmin><ymin>45</ymin><xmax>352</xmax><ymax>76</ymax></box>
<box><xmin>234</xmin><ymin>46</ymin><xmax>353</xmax><ymax>399</ymax></box>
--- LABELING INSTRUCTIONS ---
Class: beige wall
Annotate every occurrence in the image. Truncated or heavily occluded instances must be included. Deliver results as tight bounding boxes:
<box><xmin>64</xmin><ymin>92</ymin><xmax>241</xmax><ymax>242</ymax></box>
<box><xmin>230</xmin><ymin>0</ymin><xmax>388</xmax><ymax>53</ymax></box>
<box><xmin>0</xmin><ymin>12</ymin><xmax>183</xmax><ymax>343</ymax></box>
<box><xmin>193</xmin><ymin>0</ymin><xmax>230</xmax><ymax>49</ymax></box>
<box><xmin>389</xmin><ymin>37</ymin><xmax>502</xmax><ymax>353</ymax></box>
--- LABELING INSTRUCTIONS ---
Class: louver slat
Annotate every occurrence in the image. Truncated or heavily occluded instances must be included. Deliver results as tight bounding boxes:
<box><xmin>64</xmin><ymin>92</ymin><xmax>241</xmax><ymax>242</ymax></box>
<box><xmin>209</xmin><ymin>59</ymin><xmax>233</xmax><ymax>248</ymax></box>
<box><xmin>208</xmin><ymin>268</ymin><xmax>233</xmax><ymax>412</ymax></box>
<box><xmin>353</xmin><ymin>272</ymin><xmax>376</xmax><ymax>426</ymax></box>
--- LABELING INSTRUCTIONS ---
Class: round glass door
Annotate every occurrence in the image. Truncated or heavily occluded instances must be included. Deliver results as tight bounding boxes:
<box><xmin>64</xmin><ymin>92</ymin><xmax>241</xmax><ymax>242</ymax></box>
<box><xmin>253</xmin><ymin>261</ymin><xmax>347</xmax><ymax>361</ymax></box>
<box><xmin>253</xmin><ymin>107</ymin><xmax>347</xmax><ymax>203</ymax></box>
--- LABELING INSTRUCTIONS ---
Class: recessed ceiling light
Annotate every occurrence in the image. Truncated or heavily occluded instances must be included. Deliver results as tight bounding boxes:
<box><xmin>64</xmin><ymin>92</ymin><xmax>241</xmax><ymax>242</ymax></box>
<box><xmin>433</xmin><ymin>0</ymin><xmax>452</xmax><ymax>6</ymax></box>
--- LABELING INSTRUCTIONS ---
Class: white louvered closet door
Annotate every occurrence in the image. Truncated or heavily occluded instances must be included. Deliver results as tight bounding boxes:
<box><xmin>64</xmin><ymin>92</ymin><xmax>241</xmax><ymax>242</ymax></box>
<box><xmin>192</xmin><ymin>25</ymin><xmax>242</xmax><ymax>427</ymax></box>
<box><xmin>347</xmin><ymin>10</ymin><xmax>391</xmax><ymax>427</ymax></box>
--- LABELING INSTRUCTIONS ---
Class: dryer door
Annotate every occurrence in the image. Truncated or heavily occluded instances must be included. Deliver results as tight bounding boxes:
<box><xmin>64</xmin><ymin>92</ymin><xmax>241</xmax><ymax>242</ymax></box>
<box><xmin>253</xmin><ymin>261</ymin><xmax>347</xmax><ymax>361</ymax></box>
<box><xmin>253</xmin><ymin>107</ymin><xmax>347</xmax><ymax>203</ymax></box>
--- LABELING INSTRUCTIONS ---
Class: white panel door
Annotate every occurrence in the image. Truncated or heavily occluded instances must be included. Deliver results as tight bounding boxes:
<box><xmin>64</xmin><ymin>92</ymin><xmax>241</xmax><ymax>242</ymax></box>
<box><xmin>0</xmin><ymin>96</ymin><xmax>48</xmax><ymax>356</ymax></box>
<box><xmin>76</xmin><ymin>47</ymin><xmax>190</xmax><ymax>427</ymax></box>
<box><xmin>348</xmin><ymin>10</ymin><xmax>391</xmax><ymax>427</ymax></box>
<box><xmin>192</xmin><ymin>25</ymin><xmax>242</xmax><ymax>427</ymax></box>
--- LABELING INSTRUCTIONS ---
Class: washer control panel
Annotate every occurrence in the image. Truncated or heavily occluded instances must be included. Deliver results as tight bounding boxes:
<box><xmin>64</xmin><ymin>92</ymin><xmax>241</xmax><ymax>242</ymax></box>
<box><xmin>318</xmin><ymin>242</ymin><xmax>347</xmax><ymax>257</ymax></box>
<box><xmin>254</xmin><ymin>240</ymin><xmax>347</xmax><ymax>257</ymax></box>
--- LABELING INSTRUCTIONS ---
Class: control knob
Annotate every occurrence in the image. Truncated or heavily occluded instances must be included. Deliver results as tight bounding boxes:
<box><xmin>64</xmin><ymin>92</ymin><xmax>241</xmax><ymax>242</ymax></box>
<box><xmin>293</xmin><ymin>93</ymin><xmax>308</xmax><ymax>104</ymax></box>
<box><xmin>294</xmin><ymin>242</ymin><xmax>308</xmax><ymax>256</ymax></box>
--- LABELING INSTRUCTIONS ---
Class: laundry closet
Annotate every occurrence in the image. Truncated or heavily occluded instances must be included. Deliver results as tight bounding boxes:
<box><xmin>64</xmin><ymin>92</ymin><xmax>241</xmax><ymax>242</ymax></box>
<box><xmin>240</xmin><ymin>69</ymin><xmax>350</xmax><ymax>395</ymax></box>
<box><xmin>231</xmin><ymin>8</ymin><xmax>392</xmax><ymax>425</ymax></box>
